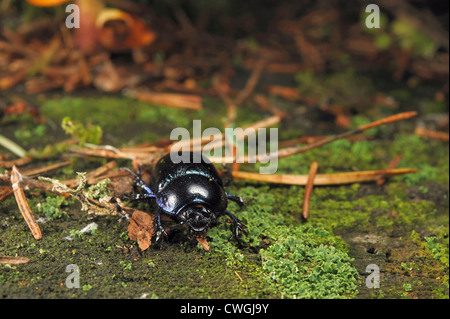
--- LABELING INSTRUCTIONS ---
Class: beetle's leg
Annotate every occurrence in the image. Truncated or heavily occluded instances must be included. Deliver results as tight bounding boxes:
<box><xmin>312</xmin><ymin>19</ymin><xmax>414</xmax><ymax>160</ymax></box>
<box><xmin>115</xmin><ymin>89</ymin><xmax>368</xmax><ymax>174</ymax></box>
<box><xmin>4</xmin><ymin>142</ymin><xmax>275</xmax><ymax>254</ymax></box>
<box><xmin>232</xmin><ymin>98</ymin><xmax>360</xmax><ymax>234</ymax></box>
<box><xmin>120</xmin><ymin>192</ymin><xmax>155</xmax><ymax>202</ymax></box>
<box><xmin>120</xmin><ymin>167</ymin><xmax>155</xmax><ymax>196</ymax></box>
<box><xmin>225</xmin><ymin>210</ymin><xmax>246</xmax><ymax>238</ymax></box>
<box><xmin>227</xmin><ymin>194</ymin><xmax>245</xmax><ymax>207</ymax></box>
<box><xmin>153</xmin><ymin>212</ymin><xmax>168</xmax><ymax>242</ymax></box>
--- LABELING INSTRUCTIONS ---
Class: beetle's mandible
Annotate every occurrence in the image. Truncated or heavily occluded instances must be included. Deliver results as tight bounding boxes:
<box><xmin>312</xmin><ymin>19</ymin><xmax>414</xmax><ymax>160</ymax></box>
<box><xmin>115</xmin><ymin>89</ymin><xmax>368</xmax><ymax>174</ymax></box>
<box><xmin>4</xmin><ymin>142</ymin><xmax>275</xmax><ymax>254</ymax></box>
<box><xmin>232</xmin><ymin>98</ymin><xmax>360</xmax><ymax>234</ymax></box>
<box><xmin>122</xmin><ymin>151</ymin><xmax>246</xmax><ymax>242</ymax></box>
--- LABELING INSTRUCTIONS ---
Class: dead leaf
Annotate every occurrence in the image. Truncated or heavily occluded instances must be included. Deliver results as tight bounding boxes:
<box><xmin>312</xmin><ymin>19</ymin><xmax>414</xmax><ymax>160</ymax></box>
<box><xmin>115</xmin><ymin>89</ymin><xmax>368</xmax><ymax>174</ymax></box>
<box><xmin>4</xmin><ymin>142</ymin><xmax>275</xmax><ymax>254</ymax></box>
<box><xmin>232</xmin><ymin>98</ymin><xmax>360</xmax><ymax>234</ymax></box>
<box><xmin>197</xmin><ymin>237</ymin><xmax>210</xmax><ymax>251</ymax></box>
<box><xmin>128</xmin><ymin>210</ymin><xmax>155</xmax><ymax>251</ymax></box>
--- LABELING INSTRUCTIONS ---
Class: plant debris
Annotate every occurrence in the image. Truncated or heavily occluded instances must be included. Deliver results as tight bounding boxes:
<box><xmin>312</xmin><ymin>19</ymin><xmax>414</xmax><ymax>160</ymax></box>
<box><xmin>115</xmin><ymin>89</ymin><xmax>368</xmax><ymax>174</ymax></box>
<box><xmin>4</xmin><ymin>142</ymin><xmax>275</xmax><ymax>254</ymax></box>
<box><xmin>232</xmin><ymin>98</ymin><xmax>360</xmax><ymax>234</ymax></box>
<box><xmin>302</xmin><ymin>161</ymin><xmax>318</xmax><ymax>220</ymax></box>
<box><xmin>10</xmin><ymin>165</ymin><xmax>42</xmax><ymax>240</ymax></box>
<box><xmin>0</xmin><ymin>256</ymin><xmax>30</xmax><ymax>264</ymax></box>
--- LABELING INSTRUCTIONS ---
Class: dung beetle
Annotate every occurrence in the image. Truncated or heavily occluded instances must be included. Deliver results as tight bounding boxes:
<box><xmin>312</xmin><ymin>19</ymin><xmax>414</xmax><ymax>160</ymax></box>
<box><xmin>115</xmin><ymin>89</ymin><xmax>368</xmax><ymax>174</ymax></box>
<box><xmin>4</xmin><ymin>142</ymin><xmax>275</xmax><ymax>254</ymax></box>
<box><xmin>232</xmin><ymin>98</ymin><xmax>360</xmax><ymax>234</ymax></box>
<box><xmin>122</xmin><ymin>151</ymin><xmax>245</xmax><ymax>241</ymax></box>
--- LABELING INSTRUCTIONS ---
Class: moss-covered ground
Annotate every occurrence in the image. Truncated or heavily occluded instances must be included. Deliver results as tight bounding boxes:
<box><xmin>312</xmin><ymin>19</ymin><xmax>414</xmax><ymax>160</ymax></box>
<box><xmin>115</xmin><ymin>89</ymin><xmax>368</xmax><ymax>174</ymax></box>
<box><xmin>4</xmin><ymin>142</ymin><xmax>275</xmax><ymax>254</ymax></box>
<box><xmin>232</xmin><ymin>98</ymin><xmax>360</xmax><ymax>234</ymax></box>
<box><xmin>1</xmin><ymin>72</ymin><xmax>448</xmax><ymax>299</ymax></box>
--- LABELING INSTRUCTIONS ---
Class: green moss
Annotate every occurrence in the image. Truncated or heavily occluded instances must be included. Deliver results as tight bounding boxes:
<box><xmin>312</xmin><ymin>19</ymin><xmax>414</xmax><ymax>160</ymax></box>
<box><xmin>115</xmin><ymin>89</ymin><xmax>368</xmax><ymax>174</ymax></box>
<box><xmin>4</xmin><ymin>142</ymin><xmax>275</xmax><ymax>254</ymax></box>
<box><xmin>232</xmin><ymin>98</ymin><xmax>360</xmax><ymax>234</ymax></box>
<box><xmin>310</xmin><ymin>197</ymin><xmax>371</xmax><ymax>232</ymax></box>
<box><xmin>61</xmin><ymin>117</ymin><xmax>103</xmax><ymax>145</ymax></box>
<box><xmin>425</xmin><ymin>235</ymin><xmax>449</xmax><ymax>269</ymax></box>
<box><xmin>390</xmin><ymin>134</ymin><xmax>448</xmax><ymax>184</ymax></box>
<box><xmin>270</xmin><ymin>132</ymin><xmax>448</xmax><ymax>188</ymax></box>
<box><xmin>36</xmin><ymin>195</ymin><xmax>69</xmax><ymax>220</ymax></box>
<box><xmin>260</xmin><ymin>227</ymin><xmax>359</xmax><ymax>299</ymax></box>
<box><xmin>85</xmin><ymin>179</ymin><xmax>112</xmax><ymax>200</ymax></box>
<box><xmin>207</xmin><ymin>185</ymin><xmax>359</xmax><ymax>298</ymax></box>
<box><xmin>372</xmin><ymin>197</ymin><xmax>437</xmax><ymax>233</ymax></box>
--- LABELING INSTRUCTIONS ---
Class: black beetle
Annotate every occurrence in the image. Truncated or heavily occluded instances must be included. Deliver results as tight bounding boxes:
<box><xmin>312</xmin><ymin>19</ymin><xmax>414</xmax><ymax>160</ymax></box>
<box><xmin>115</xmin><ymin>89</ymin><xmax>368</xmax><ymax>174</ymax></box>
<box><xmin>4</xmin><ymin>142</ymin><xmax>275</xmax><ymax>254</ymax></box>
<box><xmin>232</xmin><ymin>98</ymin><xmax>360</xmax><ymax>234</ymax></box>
<box><xmin>122</xmin><ymin>151</ymin><xmax>245</xmax><ymax>241</ymax></box>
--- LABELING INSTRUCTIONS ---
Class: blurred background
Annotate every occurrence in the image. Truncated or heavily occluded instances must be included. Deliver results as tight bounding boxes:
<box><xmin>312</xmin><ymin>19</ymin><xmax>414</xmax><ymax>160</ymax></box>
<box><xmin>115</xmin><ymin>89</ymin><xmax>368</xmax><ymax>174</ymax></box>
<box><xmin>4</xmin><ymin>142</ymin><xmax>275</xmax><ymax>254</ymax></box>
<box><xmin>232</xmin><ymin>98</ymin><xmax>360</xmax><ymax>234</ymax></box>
<box><xmin>1</xmin><ymin>0</ymin><xmax>448</xmax><ymax>115</ymax></box>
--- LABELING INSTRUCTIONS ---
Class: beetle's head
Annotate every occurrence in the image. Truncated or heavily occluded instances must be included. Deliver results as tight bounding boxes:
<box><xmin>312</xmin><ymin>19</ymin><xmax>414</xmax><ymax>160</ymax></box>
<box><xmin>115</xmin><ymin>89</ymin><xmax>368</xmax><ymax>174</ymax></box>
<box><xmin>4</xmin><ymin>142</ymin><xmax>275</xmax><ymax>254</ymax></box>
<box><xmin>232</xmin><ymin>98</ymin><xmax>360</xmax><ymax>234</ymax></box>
<box><xmin>179</xmin><ymin>204</ymin><xmax>215</xmax><ymax>237</ymax></box>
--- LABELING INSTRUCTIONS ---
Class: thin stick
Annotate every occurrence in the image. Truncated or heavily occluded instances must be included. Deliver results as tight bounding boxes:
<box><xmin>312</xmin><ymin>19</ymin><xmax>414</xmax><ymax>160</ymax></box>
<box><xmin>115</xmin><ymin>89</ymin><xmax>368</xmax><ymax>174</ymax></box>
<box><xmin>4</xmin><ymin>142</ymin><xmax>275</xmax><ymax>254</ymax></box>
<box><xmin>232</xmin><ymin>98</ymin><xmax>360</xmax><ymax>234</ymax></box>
<box><xmin>69</xmin><ymin>146</ymin><xmax>134</xmax><ymax>159</ymax></box>
<box><xmin>213</xmin><ymin>61</ymin><xmax>266</xmax><ymax>124</ymax></box>
<box><xmin>231</xmin><ymin>168</ymin><xmax>418</xmax><ymax>186</ymax></box>
<box><xmin>0</xmin><ymin>186</ymin><xmax>14</xmax><ymax>201</ymax></box>
<box><xmin>21</xmin><ymin>160</ymin><xmax>72</xmax><ymax>176</ymax></box>
<box><xmin>253</xmin><ymin>94</ymin><xmax>287</xmax><ymax>117</ymax></box>
<box><xmin>0</xmin><ymin>156</ymin><xmax>33</xmax><ymax>168</ymax></box>
<box><xmin>10</xmin><ymin>166</ymin><xmax>42</xmax><ymax>240</ymax></box>
<box><xmin>213</xmin><ymin>75</ymin><xmax>237</xmax><ymax>124</ymax></box>
<box><xmin>376</xmin><ymin>155</ymin><xmax>402</xmax><ymax>186</ymax></box>
<box><xmin>235</xmin><ymin>60</ymin><xmax>266</xmax><ymax>106</ymax></box>
<box><xmin>0</xmin><ymin>256</ymin><xmax>30</xmax><ymax>264</ymax></box>
<box><xmin>169</xmin><ymin>114</ymin><xmax>282</xmax><ymax>152</ymax></box>
<box><xmin>359</xmin><ymin>112</ymin><xmax>416</xmax><ymax>130</ymax></box>
<box><xmin>414</xmin><ymin>127</ymin><xmax>449</xmax><ymax>142</ymax></box>
<box><xmin>126</xmin><ymin>90</ymin><xmax>203</xmax><ymax>111</ymax></box>
<box><xmin>275</xmin><ymin>111</ymin><xmax>418</xmax><ymax>160</ymax></box>
<box><xmin>211</xmin><ymin>111</ymin><xmax>418</xmax><ymax>163</ymax></box>
<box><xmin>302</xmin><ymin>161</ymin><xmax>318</xmax><ymax>220</ymax></box>
<box><xmin>62</xmin><ymin>161</ymin><xmax>117</xmax><ymax>187</ymax></box>
<box><xmin>234</xmin><ymin>270</ymin><xmax>243</xmax><ymax>282</ymax></box>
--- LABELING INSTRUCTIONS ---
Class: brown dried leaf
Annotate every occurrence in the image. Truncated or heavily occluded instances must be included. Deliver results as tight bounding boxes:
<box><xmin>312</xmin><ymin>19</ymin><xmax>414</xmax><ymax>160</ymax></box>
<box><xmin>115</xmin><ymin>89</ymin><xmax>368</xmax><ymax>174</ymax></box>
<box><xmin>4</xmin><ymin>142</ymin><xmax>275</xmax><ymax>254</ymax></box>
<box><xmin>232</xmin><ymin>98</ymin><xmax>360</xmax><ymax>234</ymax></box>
<box><xmin>128</xmin><ymin>210</ymin><xmax>154</xmax><ymax>251</ymax></box>
<box><xmin>197</xmin><ymin>237</ymin><xmax>210</xmax><ymax>251</ymax></box>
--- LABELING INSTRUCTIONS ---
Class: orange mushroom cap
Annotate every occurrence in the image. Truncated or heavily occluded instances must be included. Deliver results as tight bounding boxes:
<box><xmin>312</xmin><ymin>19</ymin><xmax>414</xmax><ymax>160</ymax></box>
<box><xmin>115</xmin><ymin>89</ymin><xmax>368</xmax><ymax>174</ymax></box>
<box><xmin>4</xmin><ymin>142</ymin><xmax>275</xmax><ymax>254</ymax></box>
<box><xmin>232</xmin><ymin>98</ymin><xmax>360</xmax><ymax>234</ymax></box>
<box><xmin>26</xmin><ymin>0</ymin><xmax>70</xmax><ymax>7</ymax></box>
<box><xmin>96</xmin><ymin>9</ymin><xmax>156</xmax><ymax>50</ymax></box>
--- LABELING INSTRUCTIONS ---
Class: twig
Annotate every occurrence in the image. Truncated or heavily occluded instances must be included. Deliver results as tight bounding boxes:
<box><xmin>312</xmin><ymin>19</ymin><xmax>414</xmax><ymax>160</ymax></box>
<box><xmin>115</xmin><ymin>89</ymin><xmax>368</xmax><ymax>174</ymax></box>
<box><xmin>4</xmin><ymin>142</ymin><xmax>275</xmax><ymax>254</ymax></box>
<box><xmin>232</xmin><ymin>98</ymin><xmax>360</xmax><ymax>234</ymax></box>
<box><xmin>126</xmin><ymin>90</ymin><xmax>203</xmax><ymax>111</ymax></box>
<box><xmin>213</xmin><ymin>60</ymin><xmax>265</xmax><ymax>127</ymax></box>
<box><xmin>253</xmin><ymin>94</ymin><xmax>287</xmax><ymax>118</ymax></box>
<box><xmin>0</xmin><ymin>71</ymin><xmax>27</xmax><ymax>90</ymax></box>
<box><xmin>0</xmin><ymin>256</ymin><xmax>30</xmax><ymax>264</ymax></box>
<box><xmin>224</xmin><ymin>111</ymin><xmax>418</xmax><ymax>163</ymax></box>
<box><xmin>414</xmin><ymin>127</ymin><xmax>449</xmax><ymax>142</ymax></box>
<box><xmin>235</xmin><ymin>60</ymin><xmax>266</xmax><ymax>106</ymax></box>
<box><xmin>62</xmin><ymin>161</ymin><xmax>117</xmax><ymax>187</ymax></box>
<box><xmin>278</xmin><ymin>134</ymin><xmax>366</xmax><ymax>148</ymax></box>
<box><xmin>10</xmin><ymin>166</ymin><xmax>42</xmax><ymax>240</ymax></box>
<box><xmin>168</xmin><ymin>114</ymin><xmax>282</xmax><ymax>153</ymax></box>
<box><xmin>234</xmin><ymin>270</ymin><xmax>243</xmax><ymax>282</ymax></box>
<box><xmin>302</xmin><ymin>161</ymin><xmax>318</xmax><ymax>220</ymax></box>
<box><xmin>231</xmin><ymin>168</ymin><xmax>418</xmax><ymax>186</ymax></box>
<box><xmin>376</xmin><ymin>155</ymin><xmax>403</xmax><ymax>186</ymax></box>
<box><xmin>263</xmin><ymin>85</ymin><xmax>302</xmax><ymax>101</ymax></box>
<box><xmin>358</xmin><ymin>112</ymin><xmax>417</xmax><ymax>131</ymax></box>
<box><xmin>277</xmin><ymin>112</ymin><xmax>418</xmax><ymax>159</ymax></box>
<box><xmin>21</xmin><ymin>160</ymin><xmax>72</xmax><ymax>177</ymax></box>
<box><xmin>212</xmin><ymin>75</ymin><xmax>238</xmax><ymax>124</ymax></box>
<box><xmin>69</xmin><ymin>145</ymin><xmax>165</xmax><ymax>166</ymax></box>
<box><xmin>0</xmin><ymin>156</ymin><xmax>33</xmax><ymax>169</ymax></box>
<box><xmin>69</xmin><ymin>146</ymin><xmax>134</xmax><ymax>159</ymax></box>
<box><xmin>0</xmin><ymin>186</ymin><xmax>14</xmax><ymax>201</ymax></box>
